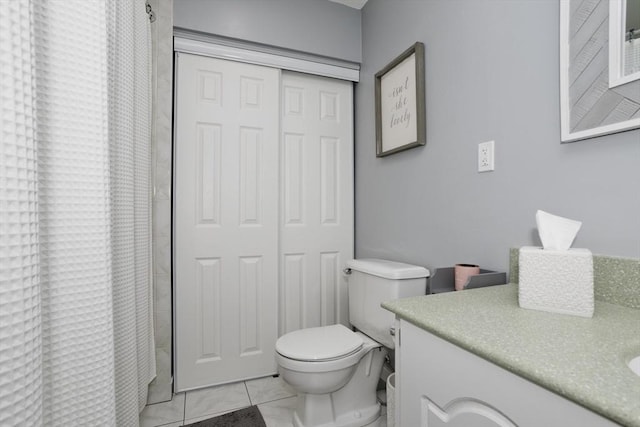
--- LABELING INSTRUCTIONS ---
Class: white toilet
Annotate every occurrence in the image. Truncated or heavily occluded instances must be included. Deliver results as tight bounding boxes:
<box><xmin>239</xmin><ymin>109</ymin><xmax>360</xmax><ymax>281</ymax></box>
<box><xmin>275</xmin><ymin>259</ymin><xmax>430</xmax><ymax>427</ymax></box>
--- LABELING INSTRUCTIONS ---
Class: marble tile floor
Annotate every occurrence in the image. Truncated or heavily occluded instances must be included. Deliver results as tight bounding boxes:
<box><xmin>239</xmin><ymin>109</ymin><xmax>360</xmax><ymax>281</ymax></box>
<box><xmin>139</xmin><ymin>375</ymin><xmax>388</xmax><ymax>427</ymax></box>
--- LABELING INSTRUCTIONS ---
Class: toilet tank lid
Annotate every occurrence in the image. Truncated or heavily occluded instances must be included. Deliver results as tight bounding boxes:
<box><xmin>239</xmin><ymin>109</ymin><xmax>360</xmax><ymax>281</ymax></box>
<box><xmin>346</xmin><ymin>259</ymin><xmax>430</xmax><ymax>280</ymax></box>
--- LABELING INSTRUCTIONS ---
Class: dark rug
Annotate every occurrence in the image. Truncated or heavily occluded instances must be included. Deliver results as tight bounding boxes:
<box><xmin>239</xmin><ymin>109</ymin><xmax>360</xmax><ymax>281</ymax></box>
<box><xmin>183</xmin><ymin>405</ymin><xmax>267</xmax><ymax>427</ymax></box>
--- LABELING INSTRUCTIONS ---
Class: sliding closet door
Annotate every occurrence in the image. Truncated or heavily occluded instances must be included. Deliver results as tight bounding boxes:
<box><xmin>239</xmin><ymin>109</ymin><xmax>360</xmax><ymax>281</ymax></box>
<box><xmin>174</xmin><ymin>53</ymin><xmax>279</xmax><ymax>391</ymax></box>
<box><xmin>280</xmin><ymin>72</ymin><xmax>354</xmax><ymax>334</ymax></box>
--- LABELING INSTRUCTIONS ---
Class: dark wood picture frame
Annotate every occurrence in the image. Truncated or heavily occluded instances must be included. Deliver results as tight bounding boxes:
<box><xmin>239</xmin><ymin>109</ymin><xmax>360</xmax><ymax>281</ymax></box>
<box><xmin>375</xmin><ymin>42</ymin><xmax>426</xmax><ymax>157</ymax></box>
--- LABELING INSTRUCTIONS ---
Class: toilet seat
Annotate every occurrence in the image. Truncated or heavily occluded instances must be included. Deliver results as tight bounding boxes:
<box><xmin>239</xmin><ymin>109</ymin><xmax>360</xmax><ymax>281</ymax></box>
<box><xmin>276</xmin><ymin>330</ymin><xmax>381</xmax><ymax>374</ymax></box>
<box><xmin>276</xmin><ymin>324</ymin><xmax>363</xmax><ymax>362</ymax></box>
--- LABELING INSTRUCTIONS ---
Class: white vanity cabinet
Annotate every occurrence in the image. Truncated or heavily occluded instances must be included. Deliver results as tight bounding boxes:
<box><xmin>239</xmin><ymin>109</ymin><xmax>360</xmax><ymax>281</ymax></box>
<box><xmin>396</xmin><ymin>320</ymin><xmax>620</xmax><ymax>427</ymax></box>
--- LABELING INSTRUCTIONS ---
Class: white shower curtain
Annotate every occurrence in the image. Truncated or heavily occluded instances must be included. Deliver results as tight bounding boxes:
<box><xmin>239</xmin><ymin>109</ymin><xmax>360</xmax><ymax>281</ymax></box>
<box><xmin>0</xmin><ymin>1</ymin><xmax>155</xmax><ymax>426</ymax></box>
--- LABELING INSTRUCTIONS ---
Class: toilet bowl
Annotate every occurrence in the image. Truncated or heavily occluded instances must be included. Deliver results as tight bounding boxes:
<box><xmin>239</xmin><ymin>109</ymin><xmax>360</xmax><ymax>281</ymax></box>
<box><xmin>276</xmin><ymin>324</ymin><xmax>381</xmax><ymax>392</ymax></box>
<box><xmin>276</xmin><ymin>325</ymin><xmax>386</xmax><ymax>427</ymax></box>
<box><xmin>275</xmin><ymin>259</ymin><xmax>430</xmax><ymax>427</ymax></box>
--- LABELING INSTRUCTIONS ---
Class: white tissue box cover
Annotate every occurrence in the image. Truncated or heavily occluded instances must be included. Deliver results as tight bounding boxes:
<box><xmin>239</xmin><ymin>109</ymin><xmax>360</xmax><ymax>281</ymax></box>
<box><xmin>518</xmin><ymin>246</ymin><xmax>594</xmax><ymax>318</ymax></box>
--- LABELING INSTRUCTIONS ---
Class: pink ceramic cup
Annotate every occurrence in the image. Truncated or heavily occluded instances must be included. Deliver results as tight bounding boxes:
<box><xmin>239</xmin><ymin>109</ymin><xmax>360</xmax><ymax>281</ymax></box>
<box><xmin>454</xmin><ymin>263</ymin><xmax>480</xmax><ymax>291</ymax></box>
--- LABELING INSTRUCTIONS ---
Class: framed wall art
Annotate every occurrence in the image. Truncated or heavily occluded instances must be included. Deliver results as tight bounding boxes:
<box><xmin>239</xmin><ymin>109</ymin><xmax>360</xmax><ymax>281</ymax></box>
<box><xmin>559</xmin><ymin>0</ymin><xmax>640</xmax><ymax>142</ymax></box>
<box><xmin>375</xmin><ymin>42</ymin><xmax>426</xmax><ymax>157</ymax></box>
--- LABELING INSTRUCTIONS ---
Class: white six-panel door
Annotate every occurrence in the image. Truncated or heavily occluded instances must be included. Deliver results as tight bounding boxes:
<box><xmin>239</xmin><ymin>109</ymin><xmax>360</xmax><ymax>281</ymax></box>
<box><xmin>174</xmin><ymin>54</ymin><xmax>353</xmax><ymax>391</ymax></box>
<box><xmin>280</xmin><ymin>72</ymin><xmax>353</xmax><ymax>334</ymax></box>
<box><xmin>174</xmin><ymin>53</ymin><xmax>280</xmax><ymax>390</ymax></box>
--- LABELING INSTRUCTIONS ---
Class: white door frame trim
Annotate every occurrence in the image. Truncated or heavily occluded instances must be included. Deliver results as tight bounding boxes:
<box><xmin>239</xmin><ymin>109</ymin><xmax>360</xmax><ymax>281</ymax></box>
<box><xmin>174</xmin><ymin>34</ymin><xmax>360</xmax><ymax>82</ymax></box>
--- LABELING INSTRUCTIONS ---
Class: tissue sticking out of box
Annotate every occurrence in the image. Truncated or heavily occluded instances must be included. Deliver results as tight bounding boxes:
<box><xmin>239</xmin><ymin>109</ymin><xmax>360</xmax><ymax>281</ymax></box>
<box><xmin>536</xmin><ymin>210</ymin><xmax>582</xmax><ymax>251</ymax></box>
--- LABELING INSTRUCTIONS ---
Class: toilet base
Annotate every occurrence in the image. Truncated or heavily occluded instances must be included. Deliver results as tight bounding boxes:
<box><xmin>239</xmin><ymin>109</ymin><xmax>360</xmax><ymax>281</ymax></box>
<box><xmin>291</xmin><ymin>346</ymin><xmax>387</xmax><ymax>427</ymax></box>
<box><xmin>292</xmin><ymin>396</ymin><xmax>381</xmax><ymax>427</ymax></box>
<box><xmin>294</xmin><ymin>411</ymin><xmax>381</xmax><ymax>427</ymax></box>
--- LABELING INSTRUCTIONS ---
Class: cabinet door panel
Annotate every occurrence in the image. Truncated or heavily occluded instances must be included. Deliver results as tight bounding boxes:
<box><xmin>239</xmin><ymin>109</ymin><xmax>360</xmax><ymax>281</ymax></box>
<box><xmin>398</xmin><ymin>320</ymin><xmax>619</xmax><ymax>427</ymax></box>
<box><xmin>422</xmin><ymin>397</ymin><xmax>516</xmax><ymax>427</ymax></box>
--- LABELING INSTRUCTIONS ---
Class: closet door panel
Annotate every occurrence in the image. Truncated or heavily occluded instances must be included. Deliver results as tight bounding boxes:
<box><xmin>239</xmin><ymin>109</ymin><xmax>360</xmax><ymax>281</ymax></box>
<box><xmin>280</xmin><ymin>72</ymin><xmax>354</xmax><ymax>335</ymax></box>
<box><xmin>174</xmin><ymin>53</ymin><xmax>279</xmax><ymax>391</ymax></box>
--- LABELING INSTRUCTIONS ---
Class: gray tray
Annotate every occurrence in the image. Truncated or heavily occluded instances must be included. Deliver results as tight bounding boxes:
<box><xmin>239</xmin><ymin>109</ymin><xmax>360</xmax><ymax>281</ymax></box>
<box><xmin>428</xmin><ymin>267</ymin><xmax>506</xmax><ymax>294</ymax></box>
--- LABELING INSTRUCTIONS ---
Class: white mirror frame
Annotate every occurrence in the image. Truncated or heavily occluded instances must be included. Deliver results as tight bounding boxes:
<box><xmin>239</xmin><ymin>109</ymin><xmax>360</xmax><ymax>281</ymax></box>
<box><xmin>560</xmin><ymin>0</ymin><xmax>640</xmax><ymax>142</ymax></box>
<box><xmin>609</xmin><ymin>0</ymin><xmax>640</xmax><ymax>88</ymax></box>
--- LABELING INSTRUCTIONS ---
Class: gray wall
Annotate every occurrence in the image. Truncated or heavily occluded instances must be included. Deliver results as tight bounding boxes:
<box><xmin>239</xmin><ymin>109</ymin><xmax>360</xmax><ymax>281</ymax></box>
<box><xmin>173</xmin><ymin>0</ymin><xmax>362</xmax><ymax>62</ymax></box>
<box><xmin>356</xmin><ymin>0</ymin><xmax>640</xmax><ymax>276</ymax></box>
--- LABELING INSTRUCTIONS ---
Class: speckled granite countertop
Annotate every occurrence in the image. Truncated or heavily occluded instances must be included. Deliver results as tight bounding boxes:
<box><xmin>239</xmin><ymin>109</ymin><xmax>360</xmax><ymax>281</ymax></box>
<box><xmin>382</xmin><ymin>284</ymin><xmax>640</xmax><ymax>427</ymax></box>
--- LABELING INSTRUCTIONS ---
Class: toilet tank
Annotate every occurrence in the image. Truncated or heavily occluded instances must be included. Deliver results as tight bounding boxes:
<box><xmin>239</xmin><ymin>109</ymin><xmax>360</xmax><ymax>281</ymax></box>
<box><xmin>346</xmin><ymin>259</ymin><xmax>429</xmax><ymax>349</ymax></box>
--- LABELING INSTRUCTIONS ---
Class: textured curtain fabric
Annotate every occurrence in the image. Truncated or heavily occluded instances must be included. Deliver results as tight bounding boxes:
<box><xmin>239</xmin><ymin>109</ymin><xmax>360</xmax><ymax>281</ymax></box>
<box><xmin>108</xmin><ymin>0</ymin><xmax>156</xmax><ymax>423</ymax></box>
<box><xmin>0</xmin><ymin>2</ymin><xmax>43</xmax><ymax>425</ymax></box>
<box><xmin>0</xmin><ymin>1</ymin><xmax>155</xmax><ymax>426</ymax></box>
